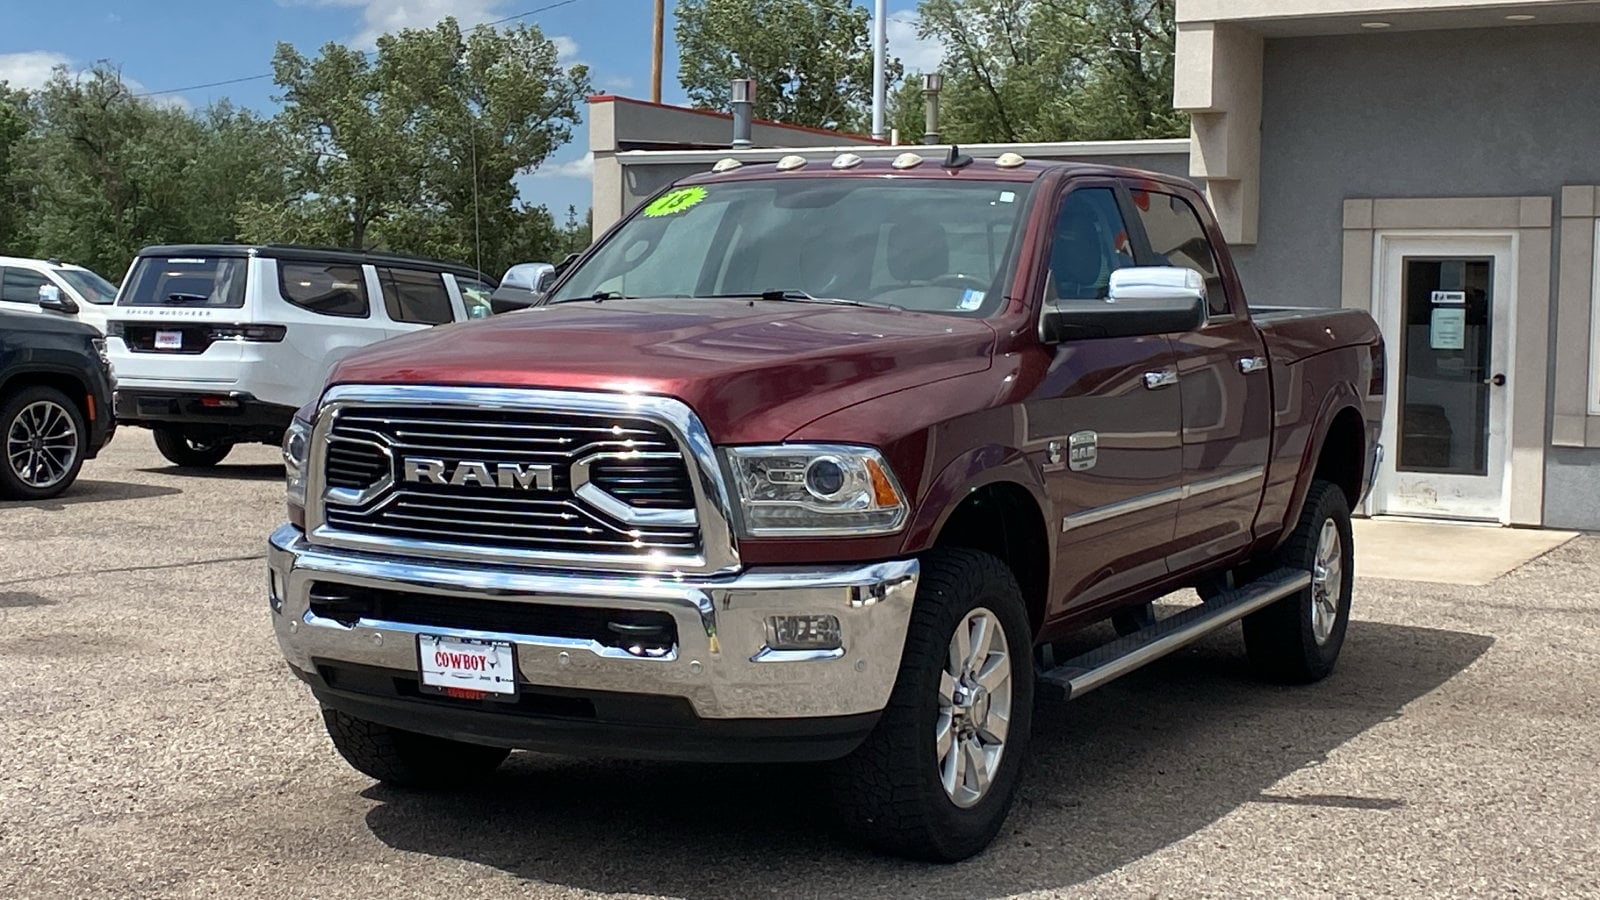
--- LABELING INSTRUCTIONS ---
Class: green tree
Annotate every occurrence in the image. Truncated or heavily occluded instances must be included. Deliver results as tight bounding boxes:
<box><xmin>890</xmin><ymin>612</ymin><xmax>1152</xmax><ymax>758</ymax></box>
<box><xmin>675</xmin><ymin>0</ymin><xmax>900</xmax><ymax>131</ymax></box>
<box><xmin>914</xmin><ymin>0</ymin><xmax>1185</xmax><ymax>143</ymax></box>
<box><xmin>257</xmin><ymin>17</ymin><xmax>590</xmax><ymax>275</ymax></box>
<box><xmin>0</xmin><ymin>85</ymin><xmax>34</xmax><ymax>252</ymax></box>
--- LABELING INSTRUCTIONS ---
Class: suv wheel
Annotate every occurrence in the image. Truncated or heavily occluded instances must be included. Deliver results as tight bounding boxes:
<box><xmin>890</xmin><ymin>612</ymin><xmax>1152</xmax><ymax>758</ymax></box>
<box><xmin>1</xmin><ymin>386</ymin><xmax>87</xmax><ymax>501</ymax></box>
<box><xmin>322</xmin><ymin>708</ymin><xmax>511</xmax><ymax>788</ymax></box>
<box><xmin>828</xmin><ymin>548</ymin><xmax>1034</xmax><ymax>861</ymax></box>
<box><xmin>152</xmin><ymin>427</ymin><xmax>233</xmax><ymax>468</ymax></box>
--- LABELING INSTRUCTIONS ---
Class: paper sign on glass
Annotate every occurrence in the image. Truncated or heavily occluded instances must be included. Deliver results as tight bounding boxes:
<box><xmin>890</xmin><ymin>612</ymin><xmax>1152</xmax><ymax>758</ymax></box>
<box><xmin>1430</xmin><ymin>307</ymin><xmax>1466</xmax><ymax>350</ymax></box>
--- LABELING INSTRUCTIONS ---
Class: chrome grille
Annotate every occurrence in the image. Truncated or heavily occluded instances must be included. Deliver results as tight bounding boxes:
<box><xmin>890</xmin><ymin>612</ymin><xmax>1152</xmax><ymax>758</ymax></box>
<box><xmin>318</xmin><ymin>405</ymin><xmax>700</xmax><ymax>558</ymax></box>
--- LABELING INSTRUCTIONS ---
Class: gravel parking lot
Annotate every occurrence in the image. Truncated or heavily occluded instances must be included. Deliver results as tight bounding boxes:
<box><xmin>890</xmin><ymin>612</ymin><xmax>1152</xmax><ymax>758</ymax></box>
<box><xmin>3</xmin><ymin>433</ymin><xmax>1598</xmax><ymax>898</ymax></box>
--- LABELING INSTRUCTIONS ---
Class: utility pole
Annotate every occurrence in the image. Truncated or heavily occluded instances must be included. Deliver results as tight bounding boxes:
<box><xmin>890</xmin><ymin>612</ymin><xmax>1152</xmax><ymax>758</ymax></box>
<box><xmin>651</xmin><ymin>0</ymin><xmax>664</xmax><ymax>103</ymax></box>
<box><xmin>870</xmin><ymin>0</ymin><xmax>886</xmax><ymax>139</ymax></box>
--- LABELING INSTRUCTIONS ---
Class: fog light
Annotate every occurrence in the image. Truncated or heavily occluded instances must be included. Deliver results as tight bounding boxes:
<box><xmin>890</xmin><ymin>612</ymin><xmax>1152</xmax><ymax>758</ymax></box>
<box><xmin>767</xmin><ymin>614</ymin><xmax>842</xmax><ymax>651</ymax></box>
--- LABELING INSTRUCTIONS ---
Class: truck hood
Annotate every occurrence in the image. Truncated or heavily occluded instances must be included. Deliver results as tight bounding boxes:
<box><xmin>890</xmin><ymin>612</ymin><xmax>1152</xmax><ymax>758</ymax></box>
<box><xmin>328</xmin><ymin>299</ymin><xmax>996</xmax><ymax>441</ymax></box>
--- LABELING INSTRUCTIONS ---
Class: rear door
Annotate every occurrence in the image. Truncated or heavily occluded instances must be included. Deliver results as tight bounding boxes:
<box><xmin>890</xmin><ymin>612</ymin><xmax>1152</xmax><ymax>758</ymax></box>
<box><xmin>1125</xmin><ymin>182</ymin><xmax>1272</xmax><ymax>572</ymax></box>
<box><xmin>1032</xmin><ymin>181</ymin><xmax>1184</xmax><ymax>616</ymax></box>
<box><xmin>107</xmin><ymin>254</ymin><xmax>253</xmax><ymax>389</ymax></box>
<box><xmin>373</xmin><ymin>266</ymin><xmax>457</xmax><ymax>338</ymax></box>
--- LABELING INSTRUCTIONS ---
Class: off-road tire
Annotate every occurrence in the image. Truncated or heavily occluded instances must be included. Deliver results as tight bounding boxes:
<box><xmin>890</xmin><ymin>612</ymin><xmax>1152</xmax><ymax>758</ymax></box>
<box><xmin>828</xmin><ymin>548</ymin><xmax>1034</xmax><ymax>862</ymax></box>
<box><xmin>321</xmin><ymin>707</ymin><xmax>511</xmax><ymax>788</ymax></box>
<box><xmin>0</xmin><ymin>385</ymin><xmax>88</xmax><ymax>501</ymax></box>
<box><xmin>152</xmin><ymin>427</ymin><xmax>233</xmax><ymax>468</ymax></box>
<box><xmin>1241</xmin><ymin>479</ymin><xmax>1354</xmax><ymax>683</ymax></box>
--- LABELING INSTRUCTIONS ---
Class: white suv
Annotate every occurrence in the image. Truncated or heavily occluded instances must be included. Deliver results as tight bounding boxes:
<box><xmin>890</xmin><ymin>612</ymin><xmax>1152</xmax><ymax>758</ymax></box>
<box><xmin>105</xmin><ymin>244</ymin><xmax>497</xmax><ymax>467</ymax></box>
<box><xmin>0</xmin><ymin>255</ymin><xmax>121</xmax><ymax>333</ymax></box>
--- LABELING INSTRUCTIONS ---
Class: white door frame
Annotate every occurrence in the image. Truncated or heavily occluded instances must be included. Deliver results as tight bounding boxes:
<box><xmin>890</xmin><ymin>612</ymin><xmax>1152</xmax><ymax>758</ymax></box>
<box><xmin>1369</xmin><ymin>230</ymin><xmax>1517</xmax><ymax>523</ymax></box>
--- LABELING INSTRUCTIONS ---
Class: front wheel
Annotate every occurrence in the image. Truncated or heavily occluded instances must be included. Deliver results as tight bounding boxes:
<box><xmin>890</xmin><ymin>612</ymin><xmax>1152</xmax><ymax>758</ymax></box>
<box><xmin>322</xmin><ymin>708</ymin><xmax>511</xmax><ymax>788</ymax></box>
<box><xmin>1242</xmin><ymin>479</ymin><xmax>1355</xmax><ymax>683</ymax></box>
<box><xmin>829</xmin><ymin>548</ymin><xmax>1034</xmax><ymax>861</ymax></box>
<box><xmin>152</xmin><ymin>427</ymin><xmax>233</xmax><ymax>468</ymax></box>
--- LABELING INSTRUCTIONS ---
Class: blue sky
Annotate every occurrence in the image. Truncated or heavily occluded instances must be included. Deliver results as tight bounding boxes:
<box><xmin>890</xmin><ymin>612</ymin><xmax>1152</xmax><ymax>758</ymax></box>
<box><xmin>0</xmin><ymin>0</ymin><xmax>941</xmax><ymax>216</ymax></box>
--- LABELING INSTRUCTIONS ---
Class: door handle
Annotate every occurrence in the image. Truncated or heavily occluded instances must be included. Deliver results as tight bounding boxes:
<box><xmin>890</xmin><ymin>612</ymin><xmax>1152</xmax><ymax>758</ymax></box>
<box><xmin>1237</xmin><ymin>356</ymin><xmax>1268</xmax><ymax>374</ymax></box>
<box><xmin>1143</xmin><ymin>369</ymin><xmax>1178</xmax><ymax>390</ymax></box>
<box><xmin>1483</xmin><ymin>373</ymin><xmax>1506</xmax><ymax>387</ymax></box>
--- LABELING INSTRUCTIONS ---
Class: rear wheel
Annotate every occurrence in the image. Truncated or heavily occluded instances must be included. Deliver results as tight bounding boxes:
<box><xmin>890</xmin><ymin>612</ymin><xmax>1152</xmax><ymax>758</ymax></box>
<box><xmin>321</xmin><ymin>708</ymin><xmax>511</xmax><ymax>788</ymax></box>
<box><xmin>829</xmin><ymin>548</ymin><xmax>1034</xmax><ymax>861</ymax></box>
<box><xmin>1241</xmin><ymin>479</ymin><xmax>1354</xmax><ymax>683</ymax></box>
<box><xmin>0</xmin><ymin>386</ymin><xmax>87</xmax><ymax>501</ymax></box>
<box><xmin>152</xmin><ymin>427</ymin><xmax>233</xmax><ymax>468</ymax></box>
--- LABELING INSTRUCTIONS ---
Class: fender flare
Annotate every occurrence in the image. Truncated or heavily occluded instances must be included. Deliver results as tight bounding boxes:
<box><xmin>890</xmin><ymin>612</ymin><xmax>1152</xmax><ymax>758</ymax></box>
<box><xmin>898</xmin><ymin>444</ymin><xmax>1054</xmax><ymax>558</ymax></box>
<box><xmin>1281</xmin><ymin>380</ymin><xmax>1365</xmax><ymax>541</ymax></box>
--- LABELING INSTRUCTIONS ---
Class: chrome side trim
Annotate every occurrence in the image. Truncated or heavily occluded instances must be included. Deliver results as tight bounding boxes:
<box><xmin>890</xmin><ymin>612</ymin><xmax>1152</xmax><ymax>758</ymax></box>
<box><xmin>1061</xmin><ymin>465</ymin><xmax>1266</xmax><ymax>532</ymax></box>
<box><xmin>304</xmin><ymin>385</ymin><xmax>740</xmax><ymax>575</ymax></box>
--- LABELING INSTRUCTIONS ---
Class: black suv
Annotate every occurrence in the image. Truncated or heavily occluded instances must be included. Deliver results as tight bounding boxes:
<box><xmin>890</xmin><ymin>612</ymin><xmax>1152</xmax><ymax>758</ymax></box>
<box><xmin>0</xmin><ymin>309</ymin><xmax>116</xmax><ymax>499</ymax></box>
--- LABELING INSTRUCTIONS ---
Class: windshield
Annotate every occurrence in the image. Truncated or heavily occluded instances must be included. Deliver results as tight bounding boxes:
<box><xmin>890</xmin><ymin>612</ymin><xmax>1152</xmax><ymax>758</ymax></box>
<box><xmin>55</xmin><ymin>268</ymin><xmax>119</xmax><ymax>305</ymax></box>
<box><xmin>119</xmin><ymin>256</ymin><xmax>247</xmax><ymax>308</ymax></box>
<box><xmin>550</xmin><ymin>178</ymin><xmax>1034</xmax><ymax>315</ymax></box>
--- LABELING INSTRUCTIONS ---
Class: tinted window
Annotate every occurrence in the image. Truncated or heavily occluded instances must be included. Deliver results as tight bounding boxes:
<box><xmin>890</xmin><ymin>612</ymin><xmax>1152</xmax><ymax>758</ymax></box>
<box><xmin>1048</xmin><ymin>187</ymin><xmax>1135</xmax><ymax>302</ymax></box>
<box><xmin>1</xmin><ymin>268</ymin><xmax>49</xmax><ymax>304</ymax></box>
<box><xmin>280</xmin><ymin>262</ymin><xmax>369</xmax><ymax>318</ymax></box>
<box><xmin>121</xmin><ymin>257</ymin><xmax>247</xmax><ymax>308</ymax></box>
<box><xmin>552</xmin><ymin>179</ymin><xmax>1031</xmax><ymax>316</ymax></box>
<box><xmin>1132</xmin><ymin>190</ymin><xmax>1228</xmax><ymax>315</ymax></box>
<box><xmin>454</xmin><ymin>276</ymin><xmax>494</xmax><ymax>319</ymax></box>
<box><xmin>378</xmin><ymin>267</ymin><xmax>453</xmax><ymax>325</ymax></box>
<box><xmin>56</xmin><ymin>268</ymin><xmax>119</xmax><ymax>304</ymax></box>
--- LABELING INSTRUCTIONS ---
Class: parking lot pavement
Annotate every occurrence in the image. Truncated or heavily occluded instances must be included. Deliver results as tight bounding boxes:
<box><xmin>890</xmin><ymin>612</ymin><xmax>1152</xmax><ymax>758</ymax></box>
<box><xmin>2</xmin><ymin>433</ymin><xmax>1598</xmax><ymax>899</ymax></box>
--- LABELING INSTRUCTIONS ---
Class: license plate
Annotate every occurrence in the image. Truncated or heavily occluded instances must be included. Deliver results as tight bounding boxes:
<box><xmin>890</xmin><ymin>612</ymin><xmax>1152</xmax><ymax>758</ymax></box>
<box><xmin>417</xmin><ymin>634</ymin><xmax>516</xmax><ymax>695</ymax></box>
<box><xmin>154</xmin><ymin>330</ymin><xmax>183</xmax><ymax>350</ymax></box>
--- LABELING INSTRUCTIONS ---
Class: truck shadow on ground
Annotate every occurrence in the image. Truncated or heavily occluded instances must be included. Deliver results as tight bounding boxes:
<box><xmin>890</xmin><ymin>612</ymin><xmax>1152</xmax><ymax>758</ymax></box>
<box><xmin>0</xmin><ymin>479</ymin><xmax>179</xmax><ymax>510</ymax></box>
<box><xmin>362</xmin><ymin>619</ymin><xmax>1492</xmax><ymax>898</ymax></box>
<box><xmin>138</xmin><ymin>462</ymin><xmax>285</xmax><ymax>481</ymax></box>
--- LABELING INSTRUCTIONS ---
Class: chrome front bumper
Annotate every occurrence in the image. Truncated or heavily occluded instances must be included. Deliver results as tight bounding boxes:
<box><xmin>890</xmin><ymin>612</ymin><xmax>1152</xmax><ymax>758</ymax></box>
<box><xmin>268</xmin><ymin>525</ymin><xmax>919</xmax><ymax>721</ymax></box>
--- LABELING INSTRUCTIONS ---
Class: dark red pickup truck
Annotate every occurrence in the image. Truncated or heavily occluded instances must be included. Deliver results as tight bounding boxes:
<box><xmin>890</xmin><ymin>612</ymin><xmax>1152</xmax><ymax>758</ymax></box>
<box><xmin>269</xmin><ymin>151</ymin><xmax>1384</xmax><ymax>861</ymax></box>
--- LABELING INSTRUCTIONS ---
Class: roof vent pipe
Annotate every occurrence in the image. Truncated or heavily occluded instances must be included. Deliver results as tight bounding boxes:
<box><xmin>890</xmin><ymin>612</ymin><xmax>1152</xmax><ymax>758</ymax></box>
<box><xmin>922</xmin><ymin>72</ymin><xmax>944</xmax><ymax>146</ymax></box>
<box><xmin>731</xmin><ymin>78</ymin><xmax>756</xmax><ymax>150</ymax></box>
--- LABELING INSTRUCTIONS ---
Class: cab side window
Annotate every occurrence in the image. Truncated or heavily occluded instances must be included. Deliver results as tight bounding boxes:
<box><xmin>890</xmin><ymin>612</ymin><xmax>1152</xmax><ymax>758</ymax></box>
<box><xmin>1048</xmin><ymin>188</ymin><xmax>1135</xmax><ymax>303</ymax></box>
<box><xmin>1</xmin><ymin>268</ymin><xmax>50</xmax><ymax>304</ymax></box>
<box><xmin>1131</xmin><ymin>190</ymin><xmax>1228</xmax><ymax>315</ymax></box>
<box><xmin>377</xmin><ymin>267</ymin><xmax>454</xmax><ymax>325</ymax></box>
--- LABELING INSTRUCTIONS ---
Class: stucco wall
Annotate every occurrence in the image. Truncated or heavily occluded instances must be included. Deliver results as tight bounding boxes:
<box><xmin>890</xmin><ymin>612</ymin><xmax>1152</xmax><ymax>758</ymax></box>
<box><xmin>1234</xmin><ymin>23</ymin><xmax>1600</xmax><ymax>528</ymax></box>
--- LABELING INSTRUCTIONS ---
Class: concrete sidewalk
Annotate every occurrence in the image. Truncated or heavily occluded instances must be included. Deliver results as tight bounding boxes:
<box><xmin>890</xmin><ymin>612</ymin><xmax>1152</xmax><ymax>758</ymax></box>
<box><xmin>1353</xmin><ymin>517</ymin><xmax>1578</xmax><ymax>585</ymax></box>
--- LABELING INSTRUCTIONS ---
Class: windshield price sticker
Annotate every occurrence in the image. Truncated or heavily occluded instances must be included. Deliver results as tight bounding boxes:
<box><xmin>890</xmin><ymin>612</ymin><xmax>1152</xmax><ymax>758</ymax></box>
<box><xmin>644</xmin><ymin>186</ymin><xmax>707</xmax><ymax>218</ymax></box>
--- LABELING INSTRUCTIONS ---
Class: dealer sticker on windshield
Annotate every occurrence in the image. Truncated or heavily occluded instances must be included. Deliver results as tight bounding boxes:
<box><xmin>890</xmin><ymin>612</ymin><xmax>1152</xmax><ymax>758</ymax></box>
<box><xmin>418</xmin><ymin>634</ymin><xmax>517</xmax><ymax>695</ymax></box>
<box><xmin>644</xmin><ymin>186</ymin><xmax>707</xmax><ymax>218</ymax></box>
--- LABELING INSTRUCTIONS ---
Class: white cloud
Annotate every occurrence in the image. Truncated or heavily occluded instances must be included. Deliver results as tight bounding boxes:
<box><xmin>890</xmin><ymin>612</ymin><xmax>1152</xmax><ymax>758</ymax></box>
<box><xmin>551</xmin><ymin>35</ymin><xmax>579</xmax><ymax>64</ymax></box>
<box><xmin>0</xmin><ymin>50</ymin><xmax>72</xmax><ymax>90</ymax></box>
<box><xmin>600</xmin><ymin>74</ymin><xmax>634</xmax><ymax>91</ymax></box>
<box><xmin>0</xmin><ymin>50</ymin><xmax>190</xmax><ymax>109</ymax></box>
<box><xmin>886</xmin><ymin>12</ymin><xmax>943</xmax><ymax>73</ymax></box>
<box><xmin>531</xmin><ymin>151</ymin><xmax>593</xmax><ymax>179</ymax></box>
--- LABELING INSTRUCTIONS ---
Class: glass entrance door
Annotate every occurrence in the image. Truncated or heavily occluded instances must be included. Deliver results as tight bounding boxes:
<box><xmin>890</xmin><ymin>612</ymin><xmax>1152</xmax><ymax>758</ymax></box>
<box><xmin>1373</xmin><ymin>237</ymin><xmax>1513</xmax><ymax>521</ymax></box>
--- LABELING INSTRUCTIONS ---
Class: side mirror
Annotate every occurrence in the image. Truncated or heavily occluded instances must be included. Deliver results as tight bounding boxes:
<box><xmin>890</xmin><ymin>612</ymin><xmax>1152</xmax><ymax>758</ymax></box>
<box><xmin>535</xmin><ymin>267</ymin><xmax>559</xmax><ymax>293</ymax></box>
<box><xmin>38</xmin><ymin>284</ymin><xmax>79</xmax><ymax>314</ymax></box>
<box><xmin>1041</xmin><ymin>267</ymin><xmax>1207</xmax><ymax>342</ymax></box>
<box><xmin>501</xmin><ymin>262</ymin><xmax>554</xmax><ymax>291</ymax></box>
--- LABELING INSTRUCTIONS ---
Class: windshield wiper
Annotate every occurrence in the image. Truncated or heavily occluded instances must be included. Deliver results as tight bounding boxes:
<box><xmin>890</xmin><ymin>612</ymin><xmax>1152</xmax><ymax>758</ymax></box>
<box><xmin>553</xmin><ymin>291</ymin><xmax>634</xmax><ymax>303</ymax></box>
<box><xmin>704</xmin><ymin>290</ymin><xmax>869</xmax><ymax>307</ymax></box>
<box><xmin>165</xmin><ymin>292</ymin><xmax>211</xmax><ymax>305</ymax></box>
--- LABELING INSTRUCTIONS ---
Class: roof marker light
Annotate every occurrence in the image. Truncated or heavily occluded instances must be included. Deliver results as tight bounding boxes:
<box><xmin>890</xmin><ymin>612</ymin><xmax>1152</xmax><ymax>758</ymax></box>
<box><xmin>712</xmin><ymin>158</ymin><xmax>744</xmax><ymax>173</ymax></box>
<box><xmin>891</xmin><ymin>152</ymin><xmax>924</xmax><ymax>169</ymax></box>
<box><xmin>832</xmin><ymin>152</ymin><xmax>863</xmax><ymax>169</ymax></box>
<box><xmin>776</xmin><ymin>155</ymin><xmax>808</xmax><ymax>171</ymax></box>
<box><xmin>996</xmin><ymin>152</ymin><xmax>1026</xmax><ymax>169</ymax></box>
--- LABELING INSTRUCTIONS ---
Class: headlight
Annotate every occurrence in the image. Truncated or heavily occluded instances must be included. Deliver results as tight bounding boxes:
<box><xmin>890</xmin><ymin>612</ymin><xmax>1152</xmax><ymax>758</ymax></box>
<box><xmin>725</xmin><ymin>445</ymin><xmax>908</xmax><ymax>537</ymax></box>
<box><xmin>90</xmin><ymin>337</ymin><xmax>110</xmax><ymax>369</ymax></box>
<box><xmin>283</xmin><ymin>414</ymin><xmax>313</xmax><ymax>509</ymax></box>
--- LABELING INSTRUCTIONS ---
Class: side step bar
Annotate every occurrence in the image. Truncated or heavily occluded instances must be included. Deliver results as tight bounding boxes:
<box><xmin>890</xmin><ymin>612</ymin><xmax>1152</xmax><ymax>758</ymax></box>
<box><xmin>1038</xmin><ymin>567</ymin><xmax>1312</xmax><ymax>702</ymax></box>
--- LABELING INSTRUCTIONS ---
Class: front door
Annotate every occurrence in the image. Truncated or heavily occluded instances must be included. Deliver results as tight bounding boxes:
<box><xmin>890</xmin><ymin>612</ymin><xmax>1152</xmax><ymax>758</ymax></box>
<box><xmin>1372</xmin><ymin>235</ymin><xmax>1513</xmax><ymax>521</ymax></box>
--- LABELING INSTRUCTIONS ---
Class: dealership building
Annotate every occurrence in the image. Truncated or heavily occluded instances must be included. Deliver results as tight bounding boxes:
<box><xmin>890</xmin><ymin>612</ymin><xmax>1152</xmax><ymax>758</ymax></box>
<box><xmin>588</xmin><ymin>0</ymin><xmax>1600</xmax><ymax>530</ymax></box>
